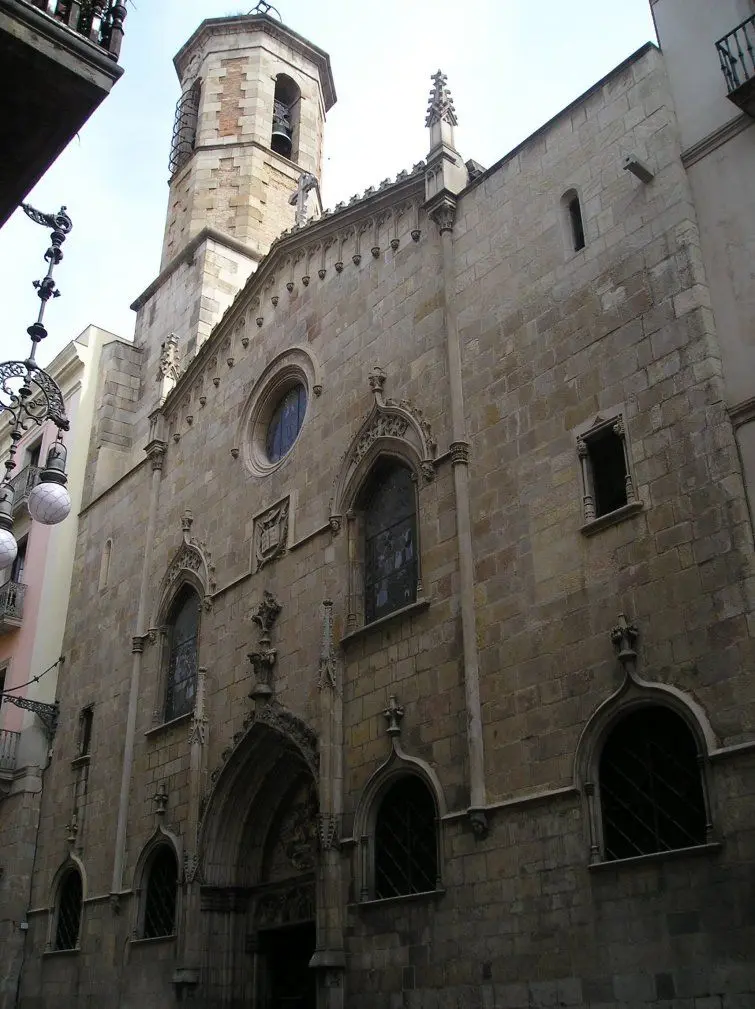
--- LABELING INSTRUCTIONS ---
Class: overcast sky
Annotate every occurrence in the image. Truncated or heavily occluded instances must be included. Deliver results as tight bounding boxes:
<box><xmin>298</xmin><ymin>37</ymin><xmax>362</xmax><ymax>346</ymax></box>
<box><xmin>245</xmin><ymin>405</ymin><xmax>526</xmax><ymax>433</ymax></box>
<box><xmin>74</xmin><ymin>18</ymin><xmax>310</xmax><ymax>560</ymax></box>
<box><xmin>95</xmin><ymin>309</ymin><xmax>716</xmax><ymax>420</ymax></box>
<box><xmin>0</xmin><ymin>0</ymin><xmax>656</xmax><ymax>365</ymax></box>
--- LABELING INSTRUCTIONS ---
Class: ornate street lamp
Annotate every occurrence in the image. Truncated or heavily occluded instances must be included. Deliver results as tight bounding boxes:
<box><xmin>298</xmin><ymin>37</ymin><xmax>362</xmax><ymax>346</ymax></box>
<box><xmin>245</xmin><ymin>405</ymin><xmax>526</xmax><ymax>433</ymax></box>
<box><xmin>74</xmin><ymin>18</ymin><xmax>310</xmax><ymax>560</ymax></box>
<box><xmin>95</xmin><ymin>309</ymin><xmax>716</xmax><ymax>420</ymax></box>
<box><xmin>0</xmin><ymin>204</ymin><xmax>73</xmax><ymax>568</ymax></box>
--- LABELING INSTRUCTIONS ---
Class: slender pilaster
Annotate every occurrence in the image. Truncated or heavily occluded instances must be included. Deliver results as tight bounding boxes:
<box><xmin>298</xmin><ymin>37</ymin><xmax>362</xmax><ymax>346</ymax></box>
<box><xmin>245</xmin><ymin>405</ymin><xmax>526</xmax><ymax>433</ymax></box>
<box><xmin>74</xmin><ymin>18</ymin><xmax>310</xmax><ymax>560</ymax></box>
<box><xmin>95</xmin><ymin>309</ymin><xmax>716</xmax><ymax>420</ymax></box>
<box><xmin>431</xmin><ymin>196</ymin><xmax>488</xmax><ymax>835</ymax></box>
<box><xmin>110</xmin><ymin>432</ymin><xmax>166</xmax><ymax>899</ymax></box>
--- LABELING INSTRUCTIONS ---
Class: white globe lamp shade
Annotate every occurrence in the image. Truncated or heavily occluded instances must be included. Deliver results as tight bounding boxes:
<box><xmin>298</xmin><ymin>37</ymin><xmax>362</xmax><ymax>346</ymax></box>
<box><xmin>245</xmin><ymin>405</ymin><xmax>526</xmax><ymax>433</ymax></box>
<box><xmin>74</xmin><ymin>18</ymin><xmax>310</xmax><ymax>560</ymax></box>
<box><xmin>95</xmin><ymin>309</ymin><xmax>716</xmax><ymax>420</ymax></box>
<box><xmin>0</xmin><ymin>527</ymin><xmax>18</xmax><ymax>569</ymax></box>
<box><xmin>27</xmin><ymin>480</ymin><xmax>72</xmax><ymax>525</ymax></box>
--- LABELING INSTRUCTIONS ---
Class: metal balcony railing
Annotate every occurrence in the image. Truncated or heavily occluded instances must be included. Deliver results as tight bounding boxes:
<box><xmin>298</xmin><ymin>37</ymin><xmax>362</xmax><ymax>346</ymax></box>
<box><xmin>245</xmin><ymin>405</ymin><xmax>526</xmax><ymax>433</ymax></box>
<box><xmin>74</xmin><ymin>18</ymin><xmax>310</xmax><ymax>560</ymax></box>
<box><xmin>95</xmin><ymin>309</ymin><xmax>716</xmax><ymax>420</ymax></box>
<box><xmin>716</xmin><ymin>15</ymin><xmax>755</xmax><ymax>93</ymax></box>
<box><xmin>0</xmin><ymin>729</ymin><xmax>20</xmax><ymax>771</ymax></box>
<box><xmin>9</xmin><ymin>464</ymin><xmax>41</xmax><ymax>512</ymax></box>
<box><xmin>0</xmin><ymin>580</ymin><xmax>26</xmax><ymax>625</ymax></box>
<box><xmin>26</xmin><ymin>0</ymin><xmax>126</xmax><ymax>60</ymax></box>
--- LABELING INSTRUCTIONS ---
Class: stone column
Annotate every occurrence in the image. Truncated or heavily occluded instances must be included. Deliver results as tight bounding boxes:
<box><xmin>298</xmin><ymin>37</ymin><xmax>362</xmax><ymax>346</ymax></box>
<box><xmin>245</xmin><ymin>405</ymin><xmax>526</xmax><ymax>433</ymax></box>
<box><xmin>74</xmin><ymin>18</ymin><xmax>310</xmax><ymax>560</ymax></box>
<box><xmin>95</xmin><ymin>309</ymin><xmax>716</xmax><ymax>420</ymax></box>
<box><xmin>110</xmin><ymin>425</ymin><xmax>166</xmax><ymax>900</ymax></box>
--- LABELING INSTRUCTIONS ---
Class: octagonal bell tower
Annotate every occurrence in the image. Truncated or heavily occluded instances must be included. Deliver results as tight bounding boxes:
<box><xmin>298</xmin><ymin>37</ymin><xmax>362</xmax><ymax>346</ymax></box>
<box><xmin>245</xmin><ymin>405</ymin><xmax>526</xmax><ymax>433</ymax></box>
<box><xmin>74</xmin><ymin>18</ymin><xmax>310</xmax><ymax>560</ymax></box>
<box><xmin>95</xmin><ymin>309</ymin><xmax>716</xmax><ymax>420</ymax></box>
<box><xmin>161</xmin><ymin>8</ymin><xmax>336</xmax><ymax>268</ymax></box>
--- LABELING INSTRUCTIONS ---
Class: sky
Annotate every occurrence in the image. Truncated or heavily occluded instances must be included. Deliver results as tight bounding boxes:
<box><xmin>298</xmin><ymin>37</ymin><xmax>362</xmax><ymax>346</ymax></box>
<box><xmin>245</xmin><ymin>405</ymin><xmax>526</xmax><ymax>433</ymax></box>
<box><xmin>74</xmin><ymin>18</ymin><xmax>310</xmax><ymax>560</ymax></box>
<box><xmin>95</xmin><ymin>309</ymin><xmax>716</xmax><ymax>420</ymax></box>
<box><xmin>0</xmin><ymin>0</ymin><xmax>657</xmax><ymax>366</ymax></box>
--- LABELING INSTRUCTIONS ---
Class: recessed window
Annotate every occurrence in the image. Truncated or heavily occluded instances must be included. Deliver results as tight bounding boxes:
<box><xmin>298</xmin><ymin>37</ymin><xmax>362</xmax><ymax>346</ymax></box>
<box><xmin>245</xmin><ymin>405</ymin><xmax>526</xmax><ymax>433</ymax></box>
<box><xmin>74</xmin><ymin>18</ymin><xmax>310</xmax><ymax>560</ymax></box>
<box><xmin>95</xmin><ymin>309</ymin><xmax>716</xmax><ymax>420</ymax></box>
<box><xmin>577</xmin><ymin>416</ymin><xmax>638</xmax><ymax>527</ymax></box>
<box><xmin>143</xmin><ymin>846</ymin><xmax>178</xmax><ymax>938</ymax></box>
<box><xmin>562</xmin><ymin>188</ymin><xmax>586</xmax><ymax>253</ymax></box>
<box><xmin>78</xmin><ymin>707</ymin><xmax>93</xmax><ymax>757</ymax></box>
<box><xmin>375</xmin><ymin>776</ymin><xmax>437</xmax><ymax>898</ymax></box>
<box><xmin>266</xmin><ymin>384</ymin><xmax>307</xmax><ymax>463</ymax></box>
<box><xmin>361</xmin><ymin>461</ymin><xmax>417</xmax><ymax>624</ymax></box>
<box><xmin>54</xmin><ymin>868</ymin><xmax>83</xmax><ymax>950</ymax></box>
<box><xmin>169</xmin><ymin>78</ymin><xmax>201</xmax><ymax>176</ymax></box>
<box><xmin>271</xmin><ymin>73</ymin><xmax>301</xmax><ymax>161</ymax></box>
<box><xmin>600</xmin><ymin>707</ymin><xmax>707</xmax><ymax>860</ymax></box>
<box><xmin>164</xmin><ymin>586</ymin><xmax>200</xmax><ymax>722</ymax></box>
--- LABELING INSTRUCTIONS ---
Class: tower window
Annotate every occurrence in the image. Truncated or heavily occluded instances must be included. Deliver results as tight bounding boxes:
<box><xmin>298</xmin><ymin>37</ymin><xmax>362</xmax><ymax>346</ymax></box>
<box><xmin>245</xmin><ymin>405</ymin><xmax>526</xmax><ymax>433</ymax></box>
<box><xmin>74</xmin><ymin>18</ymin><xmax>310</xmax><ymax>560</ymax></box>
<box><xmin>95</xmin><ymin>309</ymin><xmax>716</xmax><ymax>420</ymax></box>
<box><xmin>78</xmin><ymin>707</ymin><xmax>94</xmax><ymax>757</ymax></box>
<box><xmin>169</xmin><ymin>79</ymin><xmax>201</xmax><ymax>176</ymax></box>
<box><xmin>599</xmin><ymin>706</ymin><xmax>707</xmax><ymax>860</ymax></box>
<box><xmin>374</xmin><ymin>776</ymin><xmax>438</xmax><ymax>898</ymax></box>
<box><xmin>361</xmin><ymin>461</ymin><xmax>417</xmax><ymax>624</ymax></box>
<box><xmin>271</xmin><ymin>74</ymin><xmax>301</xmax><ymax>161</ymax></box>
<box><xmin>577</xmin><ymin>415</ymin><xmax>638</xmax><ymax>526</ymax></box>
<box><xmin>54</xmin><ymin>868</ymin><xmax>83</xmax><ymax>950</ymax></box>
<box><xmin>164</xmin><ymin>585</ymin><xmax>200</xmax><ymax>722</ymax></box>
<box><xmin>143</xmin><ymin>846</ymin><xmax>178</xmax><ymax>938</ymax></box>
<box><xmin>562</xmin><ymin>189</ymin><xmax>586</xmax><ymax>252</ymax></box>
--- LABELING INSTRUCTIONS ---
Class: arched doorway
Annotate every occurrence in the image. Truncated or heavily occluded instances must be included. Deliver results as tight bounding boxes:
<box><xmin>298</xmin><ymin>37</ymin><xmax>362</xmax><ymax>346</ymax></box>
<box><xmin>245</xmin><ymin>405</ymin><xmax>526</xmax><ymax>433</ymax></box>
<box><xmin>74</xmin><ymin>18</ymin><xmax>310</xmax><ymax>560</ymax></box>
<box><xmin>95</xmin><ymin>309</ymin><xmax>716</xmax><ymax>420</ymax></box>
<box><xmin>199</xmin><ymin>716</ymin><xmax>319</xmax><ymax>1009</ymax></box>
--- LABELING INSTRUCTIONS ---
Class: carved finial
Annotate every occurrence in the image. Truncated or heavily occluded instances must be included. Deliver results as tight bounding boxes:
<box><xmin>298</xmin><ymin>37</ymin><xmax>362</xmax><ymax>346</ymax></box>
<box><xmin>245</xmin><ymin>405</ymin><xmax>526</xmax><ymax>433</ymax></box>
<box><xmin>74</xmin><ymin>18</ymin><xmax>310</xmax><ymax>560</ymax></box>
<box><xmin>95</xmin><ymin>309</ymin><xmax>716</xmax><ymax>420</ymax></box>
<box><xmin>158</xmin><ymin>334</ymin><xmax>180</xmax><ymax>382</ymax></box>
<box><xmin>153</xmin><ymin>782</ymin><xmax>169</xmax><ymax>817</ymax></box>
<box><xmin>318</xmin><ymin>599</ymin><xmax>338</xmax><ymax>691</ymax></box>
<box><xmin>610</xmin><ymin>613</ymin><xmax>639</xmax><ymax>668</ymax></box>
<box><xmin>383</xmin><ymin>695</ymin><xmax>405</xmax><ymax>737</ymax></box>
<box><xmin>65</xmin><ymin>813</ymin><xmax>78</xmax><ymax>845</ymax></box>
<box><xmin>252</xmin><ymin>591</ymin><xmax>282</xmax><ymax>644</ymax></box>
<box><xmin>181</xmin><ymin>510</ymin><xmax>193</xmax><ymax>540</ymax></box>
<box><xmin>368</xmin><ymin>366</ymin><xmax>386</xmax><ymax>396</ymax></box>
<box><xmin>425</xmin><ymin>70</ymin><xmax>457</xmax><ymax>128</ymax></box>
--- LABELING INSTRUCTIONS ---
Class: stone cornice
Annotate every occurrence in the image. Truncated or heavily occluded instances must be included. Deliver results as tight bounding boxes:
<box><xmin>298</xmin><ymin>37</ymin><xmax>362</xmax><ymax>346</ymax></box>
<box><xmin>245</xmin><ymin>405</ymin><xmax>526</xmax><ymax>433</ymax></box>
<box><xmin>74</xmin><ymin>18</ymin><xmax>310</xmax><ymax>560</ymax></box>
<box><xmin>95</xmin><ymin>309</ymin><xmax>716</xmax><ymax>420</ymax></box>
<box><xmin>161</xmin><ymin>173</ymin><xmax>426</xmax><ymax>419</ymax></box>
<box><xmin>129</xmin><ymin>227</ymin><xmax>262</xmax><ymax>312</ymax></box>
<box><xmin>681</xmin><ymin>113</ymin><xmax>754</xmax><ymax>168</ymax></box>
<box><xmin>172</xmin><ymin>13</ymin><xmax>336</xmax><ymax>110</ymax></box>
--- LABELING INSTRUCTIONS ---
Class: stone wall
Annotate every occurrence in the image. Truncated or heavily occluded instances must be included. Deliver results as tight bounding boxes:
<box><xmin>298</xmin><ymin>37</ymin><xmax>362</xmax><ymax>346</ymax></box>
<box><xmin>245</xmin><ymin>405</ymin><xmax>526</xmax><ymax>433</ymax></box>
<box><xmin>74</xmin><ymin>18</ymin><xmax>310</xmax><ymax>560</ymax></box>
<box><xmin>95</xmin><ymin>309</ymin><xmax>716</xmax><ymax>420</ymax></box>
<box><xmin>19</xmin><ymin>43</ymin><xmax>755</xmax><ymax>1009</ymax></box>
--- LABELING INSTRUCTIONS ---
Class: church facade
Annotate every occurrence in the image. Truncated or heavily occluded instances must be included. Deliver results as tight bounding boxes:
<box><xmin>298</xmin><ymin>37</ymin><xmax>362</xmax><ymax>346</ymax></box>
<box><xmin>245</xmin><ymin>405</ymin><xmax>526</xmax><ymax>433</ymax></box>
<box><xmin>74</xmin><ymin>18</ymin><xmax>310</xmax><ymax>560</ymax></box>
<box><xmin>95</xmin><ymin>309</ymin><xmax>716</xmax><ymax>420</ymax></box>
<box><xmin>15</xmin><ymin>6</ymin><xmax>755</xmax><ymax>1009</ymax></box>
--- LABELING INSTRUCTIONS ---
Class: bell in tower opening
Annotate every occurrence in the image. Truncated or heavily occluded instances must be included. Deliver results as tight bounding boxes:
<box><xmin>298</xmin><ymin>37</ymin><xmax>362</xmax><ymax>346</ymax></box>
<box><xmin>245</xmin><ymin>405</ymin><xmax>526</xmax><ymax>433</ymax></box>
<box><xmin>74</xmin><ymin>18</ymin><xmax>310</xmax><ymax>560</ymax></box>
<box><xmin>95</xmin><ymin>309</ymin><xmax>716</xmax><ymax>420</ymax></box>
<box><xmin>271</xmin><ymin>73</ymin><xmax>300</xmax><ymax>160</ymax></box>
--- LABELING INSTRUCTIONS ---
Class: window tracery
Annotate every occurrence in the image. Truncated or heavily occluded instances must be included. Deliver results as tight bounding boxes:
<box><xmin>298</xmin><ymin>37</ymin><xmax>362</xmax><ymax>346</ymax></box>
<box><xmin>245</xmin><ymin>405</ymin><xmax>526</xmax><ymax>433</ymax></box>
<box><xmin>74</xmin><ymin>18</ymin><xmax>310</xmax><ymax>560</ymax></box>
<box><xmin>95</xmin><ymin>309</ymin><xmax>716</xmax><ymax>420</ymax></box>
<box><xmin>164</xmin><ymin>585</ymin><xmax>200</xmax><ymax>722</ymax></box>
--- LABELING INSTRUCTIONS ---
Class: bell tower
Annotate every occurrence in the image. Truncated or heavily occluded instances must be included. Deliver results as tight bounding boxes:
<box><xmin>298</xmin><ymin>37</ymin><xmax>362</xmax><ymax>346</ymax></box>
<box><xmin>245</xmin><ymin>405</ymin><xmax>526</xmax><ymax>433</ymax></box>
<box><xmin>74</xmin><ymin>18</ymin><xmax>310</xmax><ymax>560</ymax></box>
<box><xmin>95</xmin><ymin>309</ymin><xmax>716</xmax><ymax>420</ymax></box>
<box><xmin>161</xmin><ymin>7</ymin><xmax>336</xmax><ymax>268</ymax></box>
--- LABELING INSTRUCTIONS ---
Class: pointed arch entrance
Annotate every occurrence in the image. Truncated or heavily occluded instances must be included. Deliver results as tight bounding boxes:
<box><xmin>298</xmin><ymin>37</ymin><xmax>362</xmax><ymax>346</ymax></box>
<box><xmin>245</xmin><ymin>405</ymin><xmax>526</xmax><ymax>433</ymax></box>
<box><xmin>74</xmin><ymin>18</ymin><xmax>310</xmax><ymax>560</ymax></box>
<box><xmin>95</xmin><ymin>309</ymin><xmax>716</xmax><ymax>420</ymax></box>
<box><xmin>199</xmin><ymin>713</ymin><xmax>319</xmax><ymax>1009</ymax></box>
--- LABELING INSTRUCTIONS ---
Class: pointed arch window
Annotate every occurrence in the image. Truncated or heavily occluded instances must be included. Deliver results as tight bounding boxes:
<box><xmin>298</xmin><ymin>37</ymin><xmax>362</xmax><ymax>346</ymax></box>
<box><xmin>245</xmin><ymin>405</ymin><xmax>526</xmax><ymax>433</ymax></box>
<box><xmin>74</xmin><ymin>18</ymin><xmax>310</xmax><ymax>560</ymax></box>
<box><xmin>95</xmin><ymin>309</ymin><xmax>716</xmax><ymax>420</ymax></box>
<box><xmin>374</xmin><ymin>776</ymin><xmax>438</xmax><ymax>899</ymax></box>
<box><xmin>54</xmin><ymin>868</ymin><xmax>83</xmax><ymax>950</ymax></box>
<box><xmin>143</xmin><ymin>846</ymin><xmax>178</xmax><ymax>938</ymax></box>
<box><xmin>361</xmin><ymin>461</ymin><xmax>417</xmax><ymax>624</ymax></box>
<box><xmin>271</xmin><ymin>73</ymin><xmax>301</xmax><ymax>161</ymax></box>
<box><xmin>599</xmin><ymin>706</ymin><xmax>707</xmax><ymax>860</ymax></box>
<box><xmin>164</xmin><ymin>585</ymin><xmax>200</xmax><ymax>722</ymax></box>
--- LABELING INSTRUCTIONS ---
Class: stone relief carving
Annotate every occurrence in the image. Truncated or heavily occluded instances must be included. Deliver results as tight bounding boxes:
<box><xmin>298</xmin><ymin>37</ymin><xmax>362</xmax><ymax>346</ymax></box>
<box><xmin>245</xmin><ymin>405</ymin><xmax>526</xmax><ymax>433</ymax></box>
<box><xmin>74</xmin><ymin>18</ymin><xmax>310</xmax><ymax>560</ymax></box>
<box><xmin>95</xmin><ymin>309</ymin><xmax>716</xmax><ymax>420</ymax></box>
<box><xmin>254</xmin><ymin>881</ymin><xmax>315</xmax><ymax>927</ymax></box>
<box><xmin>254</xmin><ymin>498</ymin><xmax>289</xmax><ymax>571</ymax></box>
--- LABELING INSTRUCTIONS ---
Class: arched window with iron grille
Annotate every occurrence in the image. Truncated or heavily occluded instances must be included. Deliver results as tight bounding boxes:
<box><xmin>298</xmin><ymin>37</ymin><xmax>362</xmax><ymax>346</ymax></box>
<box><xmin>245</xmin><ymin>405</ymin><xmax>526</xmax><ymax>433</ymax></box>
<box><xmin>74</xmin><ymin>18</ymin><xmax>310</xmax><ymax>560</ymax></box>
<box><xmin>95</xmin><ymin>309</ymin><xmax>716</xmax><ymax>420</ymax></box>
<box><xmin>374</xmin><ymin>776</ymin><xmax>438</xmax><ymax>899</ymax></box>
<box><xmin>360</xmin><ymin>460</ymin><xmax>417</xmax><ymax>625</ymax></box>
<box><xmin>164</xmin><ymin>585</ymin><xmax>200</xmax><ymax>722</ymax></box>
<box><xmin>599</xmin><ymin>706</ymin><xmax>707</xmax><ymax>860</ymax></box>
<box><xmin>169</xmin><ymin>78</ymin><xmax>201</xmax><ymax>176</ymax></box>
<box><xmin>143</xmin><ymin>846</ymin><xmax>178</xmax><ymax>938</ymax></box>
<box><xmin>54</xmin><ymin>867</ymin><xmax>83</xmax><ymax>950</ymax></box>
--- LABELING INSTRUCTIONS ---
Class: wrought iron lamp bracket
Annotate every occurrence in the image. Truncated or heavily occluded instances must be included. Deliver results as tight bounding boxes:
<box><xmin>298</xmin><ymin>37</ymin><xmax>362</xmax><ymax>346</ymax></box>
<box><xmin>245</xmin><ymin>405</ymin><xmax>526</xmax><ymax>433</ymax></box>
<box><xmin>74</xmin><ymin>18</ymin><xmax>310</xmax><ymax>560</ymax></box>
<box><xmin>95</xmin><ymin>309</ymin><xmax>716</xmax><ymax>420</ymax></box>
<box><xmin>1</xmin><ymin>694</ymin><xmax>59</xmax><ymax>739</ymax></box>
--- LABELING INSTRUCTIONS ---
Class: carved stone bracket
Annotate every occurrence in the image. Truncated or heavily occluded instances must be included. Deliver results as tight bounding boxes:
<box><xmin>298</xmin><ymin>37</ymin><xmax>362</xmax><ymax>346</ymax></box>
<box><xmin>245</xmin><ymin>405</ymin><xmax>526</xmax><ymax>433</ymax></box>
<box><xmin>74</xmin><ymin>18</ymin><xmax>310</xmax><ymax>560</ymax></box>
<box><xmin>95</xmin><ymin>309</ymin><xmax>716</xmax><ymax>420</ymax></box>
<box><xmin>611</xmin><ymin>613</ymin><xmax>639</xmax><ymax>675</ymax></box>
<box><xmin>383</xmin><ymin>695</ymin><xmax>404</xmax><ymax>737</ymax></box>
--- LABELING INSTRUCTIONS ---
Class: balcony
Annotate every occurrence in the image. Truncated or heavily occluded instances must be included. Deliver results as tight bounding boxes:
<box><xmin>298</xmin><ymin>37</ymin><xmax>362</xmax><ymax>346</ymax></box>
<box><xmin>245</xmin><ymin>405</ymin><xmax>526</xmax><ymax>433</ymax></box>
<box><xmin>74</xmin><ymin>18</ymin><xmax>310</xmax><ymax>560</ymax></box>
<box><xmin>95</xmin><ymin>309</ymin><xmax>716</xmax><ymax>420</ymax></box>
<box><xmin>0</xmin><ymin>0</ymin><xmax>126</xmax><ymax>228</ymax></box>
<box><xmin>716</xmin><ymin>15</ymin><xmax>755</xmax><ymax>117</ymax></box>
<box><xmin>0</xmin><ymin>729</ymin><xmax>20</xmax><ymax>772</ymax></box>
<box><xmin>0</xmin><ymin>580</ymin><xmax>26</xmax><ymax>632</ymax></box>
<box><xmin>9</xmin><ymin>464</ymin><xmax>40</xmax><ymax>513</ymax></box>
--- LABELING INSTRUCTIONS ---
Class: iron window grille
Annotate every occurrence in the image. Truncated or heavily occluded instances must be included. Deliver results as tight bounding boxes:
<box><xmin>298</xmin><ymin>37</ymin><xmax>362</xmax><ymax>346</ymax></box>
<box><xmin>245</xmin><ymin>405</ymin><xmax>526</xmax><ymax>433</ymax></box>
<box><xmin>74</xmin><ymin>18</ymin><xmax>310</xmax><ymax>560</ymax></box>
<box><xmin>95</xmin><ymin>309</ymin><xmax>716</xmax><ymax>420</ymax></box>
<box><xmin>164</xmin><ymin>587</ymin><xmax>199</xmax><ymax>722</ymax></box>
<box><xmin>363</xmin><ymin>462</ymin><xmax>417</xmax><ymax>624</ymax></box>
<box><xmin>169</xmin><ymin>80</ymin><xmax>201</xmax><ymax>176</ymax></box>
<box><xmin>54</xmin><ymin>869</ymin><xmax>82</xmax><ymax>950</ymax></box>
<box><xmin>374</xmin><ymin>776</ymin><xmax>438</xmax><ymax>899</ymax></box>
<box><xmin>143</xmin><ymin>846</ymin><xmax>178</xmax><ymax>938</ymax></box>
<box><xmin>599</xmin><ymin>706</ymin><xmax>707</xmax><ymax>860</ymax></box>
<box><xmin>577</xmin><ymin>415</ymin><xmax>637</xmax><ymax>524</ymax></box>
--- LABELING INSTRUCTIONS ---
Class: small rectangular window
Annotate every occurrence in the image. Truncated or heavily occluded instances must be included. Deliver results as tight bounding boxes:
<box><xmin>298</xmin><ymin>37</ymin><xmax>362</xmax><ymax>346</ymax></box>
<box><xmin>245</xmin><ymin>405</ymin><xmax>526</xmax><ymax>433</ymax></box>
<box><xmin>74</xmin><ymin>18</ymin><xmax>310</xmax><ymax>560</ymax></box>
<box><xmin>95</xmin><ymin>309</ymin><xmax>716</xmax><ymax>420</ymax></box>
<box><xmin>79</xmin><ymin>706</ymin><xmax>94</xmax><ymax>757</ymax></box>
<box><xmin>577</xmin><ymin>416</ymin><xmax>640</xmax><ymax>528</ymax></box>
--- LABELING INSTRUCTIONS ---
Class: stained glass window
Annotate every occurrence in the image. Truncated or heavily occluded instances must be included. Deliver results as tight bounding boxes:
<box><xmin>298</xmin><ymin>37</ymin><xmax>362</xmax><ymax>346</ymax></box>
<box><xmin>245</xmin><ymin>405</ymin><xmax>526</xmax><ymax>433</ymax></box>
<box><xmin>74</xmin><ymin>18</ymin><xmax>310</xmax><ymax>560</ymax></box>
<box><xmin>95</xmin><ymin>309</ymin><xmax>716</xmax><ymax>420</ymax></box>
<box><xmin>600</xmin><ymin>706</ymin><xmax>706</xmax><ymax>860</ymax></box>
<box><xmin>55</xmin><ymin>869</ymin><xmax>82</xmax><ymax>950</ymax></box>
<box><xmin>144</xmin><ymin>846</ymin><xmax>178</xmax><ymax>938</ymax></box>
<box><xmin>363</xmin><ymin>462</ymin><xmax>417</xmax><ymax>623</ymax></box>
<box><xmin>266</xmin><ymin>385</ymin><xmax>307</xmax><ymax>462</ymax></box>
<box><xmin>375</xmin><ymin>777</ymin><xmax>437</xmax><ymax>898</ymax></box>
<box><xmin>164</xmin><ymin>587</ymin><xmax>199</xmax><ymax>722</ymax></box>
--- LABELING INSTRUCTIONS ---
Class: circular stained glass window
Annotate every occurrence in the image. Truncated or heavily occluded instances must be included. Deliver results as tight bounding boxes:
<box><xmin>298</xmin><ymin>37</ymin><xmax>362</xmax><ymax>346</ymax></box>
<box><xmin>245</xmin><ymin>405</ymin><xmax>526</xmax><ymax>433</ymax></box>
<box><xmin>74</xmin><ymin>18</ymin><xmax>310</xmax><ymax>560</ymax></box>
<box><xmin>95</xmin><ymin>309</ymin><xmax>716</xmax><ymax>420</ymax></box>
<box><xmin>266</xmin><ymin>384</ymin><xmax>307</xmax><ymax>462</ymax></box>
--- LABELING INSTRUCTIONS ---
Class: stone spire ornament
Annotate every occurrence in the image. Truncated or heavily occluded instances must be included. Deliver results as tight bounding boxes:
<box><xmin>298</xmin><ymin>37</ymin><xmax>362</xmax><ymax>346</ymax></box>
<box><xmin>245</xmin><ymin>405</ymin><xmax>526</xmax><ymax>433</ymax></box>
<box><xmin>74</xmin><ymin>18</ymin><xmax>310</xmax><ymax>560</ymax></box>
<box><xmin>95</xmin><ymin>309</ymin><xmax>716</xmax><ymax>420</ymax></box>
<box><xmin>425</xmin><ymin>70</ymin><xmax>458</xmax><ymax>128</ymax></box>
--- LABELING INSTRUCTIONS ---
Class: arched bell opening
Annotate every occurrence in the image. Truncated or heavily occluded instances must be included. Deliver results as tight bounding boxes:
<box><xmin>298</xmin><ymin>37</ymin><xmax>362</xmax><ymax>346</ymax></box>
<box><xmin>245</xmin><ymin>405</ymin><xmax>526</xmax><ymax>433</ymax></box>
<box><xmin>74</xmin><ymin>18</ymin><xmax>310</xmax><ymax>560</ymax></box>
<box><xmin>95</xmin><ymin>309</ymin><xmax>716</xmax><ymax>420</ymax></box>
<box><xmin>271</xmin><ymin>73</ymin><xmax>301</xmax><ymax>161</ymax></box>
<box><xmin>199</xmin><ymin>719</ymin><xmax>319</xmax><ymax>1009</ymax></box>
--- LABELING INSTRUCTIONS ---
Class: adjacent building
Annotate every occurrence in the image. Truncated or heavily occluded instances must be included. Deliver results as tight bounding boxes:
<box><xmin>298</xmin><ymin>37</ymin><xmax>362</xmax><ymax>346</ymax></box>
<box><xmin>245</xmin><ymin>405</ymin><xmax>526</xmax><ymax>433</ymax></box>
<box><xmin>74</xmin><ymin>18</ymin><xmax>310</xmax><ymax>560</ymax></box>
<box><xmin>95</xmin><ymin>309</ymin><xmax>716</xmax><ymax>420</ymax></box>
<box><xmin>14</xmin><ymin>4</ymin><xmax>755</xmax><ymax>1008</ymax></box>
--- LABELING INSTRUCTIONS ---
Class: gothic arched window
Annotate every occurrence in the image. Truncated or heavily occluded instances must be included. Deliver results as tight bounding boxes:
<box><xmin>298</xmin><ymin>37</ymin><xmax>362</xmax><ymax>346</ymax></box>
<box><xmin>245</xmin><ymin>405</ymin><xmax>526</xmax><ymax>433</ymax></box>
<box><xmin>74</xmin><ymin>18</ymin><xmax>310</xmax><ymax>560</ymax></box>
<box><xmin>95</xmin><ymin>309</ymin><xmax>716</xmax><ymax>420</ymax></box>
<box><xmin>143</xmin><ymin>846</ymin><xmax>178</xmax><ymax>938</ymax></box>
<box><xmin>599</xmin><ymin>706</ymin><xmax>707</xmax><ymax>860</ymax></box>
<box><xmin>54</xmin><ymin>868</ymin><xmax>83</xmax><ymax>950</ymax></box>
<box><xmin>374</xmin><ymin>776</ymin><xmax>438</xmax><ymax>899</ymax></box>
<box><xmin>164</xmin><ymin>585</ymin><xmax>200</xmax><ymax>722</ymax></box>
<box><xmin>271</xmin><ymin>73</ymin><xmax>301</xmax><ymax>161</ymax></box>
<box><xmin>361</xmin><ymin>461</ymin><xmax>417</xmax><ymax>624</ymax></box>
